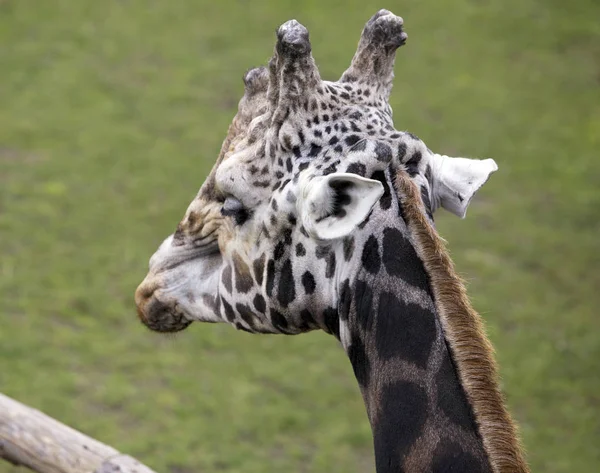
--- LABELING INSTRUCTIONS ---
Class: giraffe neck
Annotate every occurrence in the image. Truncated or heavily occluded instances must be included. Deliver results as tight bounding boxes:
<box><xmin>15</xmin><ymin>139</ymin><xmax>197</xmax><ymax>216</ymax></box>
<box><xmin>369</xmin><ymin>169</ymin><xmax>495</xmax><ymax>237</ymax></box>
<box><xmin>336</xmin><ymin>204</ymin><xmax>493</xmax><ymax>471</ymax></box>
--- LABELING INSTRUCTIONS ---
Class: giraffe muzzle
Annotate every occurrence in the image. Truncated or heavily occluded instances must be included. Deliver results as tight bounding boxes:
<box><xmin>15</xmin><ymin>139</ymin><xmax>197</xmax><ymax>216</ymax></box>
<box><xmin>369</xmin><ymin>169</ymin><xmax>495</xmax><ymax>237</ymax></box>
<box><xmin>135</xmin><ymin>281</ymin><xmax>192</xmax><ymax>333</ymax></box>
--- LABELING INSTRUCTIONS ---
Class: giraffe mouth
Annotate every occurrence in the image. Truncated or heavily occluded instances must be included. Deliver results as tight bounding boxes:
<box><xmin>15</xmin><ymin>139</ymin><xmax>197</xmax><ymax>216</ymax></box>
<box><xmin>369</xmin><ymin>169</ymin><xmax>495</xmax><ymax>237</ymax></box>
<box><xmin>136</xmin><ymin>295</ymin><xmax>192</xmax><ymax>333</ymax></box>
<box><xmin>135</xmin><ymin>232</ymin><xmax>224</xmax><ymax>330</ymax></box>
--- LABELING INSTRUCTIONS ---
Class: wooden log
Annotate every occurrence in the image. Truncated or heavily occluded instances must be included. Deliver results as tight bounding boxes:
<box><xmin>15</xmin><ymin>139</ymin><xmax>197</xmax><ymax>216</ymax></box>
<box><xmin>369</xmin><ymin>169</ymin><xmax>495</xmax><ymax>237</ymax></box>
<box><xmin>0</xmin><ymin>393</ymin><xmax>157</xmax><ymax>473</ymax></box>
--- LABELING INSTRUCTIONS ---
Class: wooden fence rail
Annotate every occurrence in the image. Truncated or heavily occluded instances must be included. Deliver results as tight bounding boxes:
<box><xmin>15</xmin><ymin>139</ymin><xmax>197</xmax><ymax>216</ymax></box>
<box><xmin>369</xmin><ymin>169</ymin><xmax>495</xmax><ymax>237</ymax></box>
<box><xmin>0</xmin><ymin>393</ymin><xmax>157</xmax><ymax>473</ymax></box>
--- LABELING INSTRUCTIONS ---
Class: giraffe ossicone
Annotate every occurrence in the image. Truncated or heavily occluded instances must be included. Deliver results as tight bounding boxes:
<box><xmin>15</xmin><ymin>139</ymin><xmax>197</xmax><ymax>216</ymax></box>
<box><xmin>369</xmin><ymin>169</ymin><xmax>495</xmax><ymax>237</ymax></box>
<box><xmin>135</xmin><ymin>10</ymin><xmax>528</xmax><ymax>473</ymax></box>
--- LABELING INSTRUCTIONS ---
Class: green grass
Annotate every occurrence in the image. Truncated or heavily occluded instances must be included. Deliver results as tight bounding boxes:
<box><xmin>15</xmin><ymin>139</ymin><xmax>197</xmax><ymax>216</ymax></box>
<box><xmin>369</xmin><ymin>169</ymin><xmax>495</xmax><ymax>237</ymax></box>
<box><xmin>1</xmin><ymin>0</ymin><xmax>599</xmax><ymax>471</ymax></box>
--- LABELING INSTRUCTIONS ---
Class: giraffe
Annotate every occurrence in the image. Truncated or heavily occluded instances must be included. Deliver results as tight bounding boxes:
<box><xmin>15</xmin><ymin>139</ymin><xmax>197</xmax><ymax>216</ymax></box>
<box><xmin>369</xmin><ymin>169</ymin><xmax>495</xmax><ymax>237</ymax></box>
<box><xmin>135</xmin><ymin>10</ymin><xmax>529</xmax><ymax>472</ymax></box>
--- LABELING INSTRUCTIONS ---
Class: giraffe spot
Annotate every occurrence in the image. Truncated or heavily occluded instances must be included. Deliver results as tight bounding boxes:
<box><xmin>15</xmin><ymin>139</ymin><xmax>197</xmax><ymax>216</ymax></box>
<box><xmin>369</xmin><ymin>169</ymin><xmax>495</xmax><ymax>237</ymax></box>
<box><xmin>436</xmin><ymin>352</ymin><xmax>478</xmax><ymax>431</ymax></box>
<box><xmin>277</xmin><ymin>259</ymin><xmax>296</xmax><ymax>307</ymax></box>
<box><xmin>374</xmin><ymin>141</ymin><xmax>392</xmax><ymax>162</ymax></box>
<box><xmin>343</xmin><ymin>236</ymin><xmax>355</xmax><ymax>261</ymax></box>
<box><xmin>420</xmin><ymin>185</ymin><xmax>434</xmax><ymax>221</ymax></box>
<box><xmin>270</xmin><ymin>309</ymin><xmax>289</xmax><ymax>331</ymax></box>
<box><xmin>396</xmin><ymin>141</ymin><xmax>407</xmax><ymax>161</ymax></box>
<box><xmin>375</xmin><ymin>291</ymin><xmax>436</xmax><ymax>367</ymax></box>
<box><xmin>316</xmin><ymin>245</ymin><xmax>329</xmax><ymax>259</ymax></box>
<box><xmin>274</xmin><ymin>241</ymin><xmax>286</xmax><ymax>260</ymax></box>
<box><xmin>370</xmin><ymin>170</ymin><xmax>392</xmax><ymax>210</ymax></box>
<box><xmin>323</xmin><ymin>307</ymin><xmax>339</xmax><ymax>339</ymax></box>
<box><xmin>361</xmin><ymin>235</ymin><xmax>381</xmax><ymax>274</ymax></box>
<box><xmin>339</xmin><ymin>279</ymin><xmax>352</xmax><ymax>321</ymax></box>
<box><xmin>346</xmin><ymin>162</ymin><xmax>366</xmax><ymax>177</ymax></box>
<box><xmin>322</xmin><ymin>163</ymin><xmax>337</xmax><ymax>175</ymax></box>
<box><xmin>325</xmin><ymin>251</ymin><xmax>336</xmax><ymax>278</ymax></box>
<box><xmin>405</xmin><ymin>150</ymin><xmax>422</xmax><ymax>177</ymax></box>
<box><xmin>221</xmin><ymin>265</ymin><xmax>233</xmax><ymax>293</ymax></box>
<box><xmin>382</xmin><ymin>228</ymin><xmax>430</xmax><ymax>291</ymax></box>
<box><xmin>221</xmin><ymin>297</ymin><xmax>236</xmax><ymax>323</ymax></box>
<box><xmin>253</xmin><ymin>294</ymin><xmax>266</xmax><ymax>314</ymax></box>
<box><xmin>300</xmin><ymin>309</ymin><xmax>316</xmax><ymax>329</ymax></box>
<box><xmin>347</xmin><ymin>334</ymin><xmax>370</xmax><ymax>388</ymax></box>
<box><xmin>308</xmin><ymin>144</ymin><xmax>322</xmax><ymax>157</ymax></box>
<box><xmin>301</xmin><ymin>271</ymin><xmax>316</xmax><ymax>295</ymax></box>
<box><xmin>349</xmin><ymin>138</ymin><xmax>367</xmax><ymax>152</ymax></box>
<box><xmin>355</xmin><ymin>280</ymin><xmax>375</xmax><ymax>332</ymax></box>
<box><xmin>235</xmin><ymin>322</ymin><xmax>253</xmax><ymax>333</ymax></box>
<box><xmin>236</xmin><ymin>303</ymin><xmax>257</xmax><ymax>329</ymax></box>
<box><xmin>233</xmin><ymin>252</ymin><xmax>254</xmax><ymax>293</ymax></box>
<box><xmin>374</xmin><ymin>381</ymin><xmax>428</xmax><ymax>473</ymax></box>
<box><xmin>431</xmin><ymin>440</ymin><xmax>486</xmax><ymax>473</ymax></box>
<box><xmin>266</xmin><ymin>259</ymin><xmax>276</xmax><ymax>297</ymax></box>
<box><xmin>253</xmin><ymin>254</ymin><xmax>266</xmax><ymax>287</ymax></box>
<box><xmin>345</xmin><ymin>135</ymin><xmax>361</xmax><ymax>147</ymax></box>
<box><xmin>296</xmin><ymin>242</ymin><xmax>306</xmax><ymax>257</ymax></box>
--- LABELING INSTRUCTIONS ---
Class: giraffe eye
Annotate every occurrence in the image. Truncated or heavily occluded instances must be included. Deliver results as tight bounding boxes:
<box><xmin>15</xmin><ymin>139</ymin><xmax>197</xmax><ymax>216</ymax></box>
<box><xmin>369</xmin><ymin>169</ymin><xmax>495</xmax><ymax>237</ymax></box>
<box><xmin>221</xmin><ymin>197</ymin><xmax>250</xmax><ymax>225</ymax></box>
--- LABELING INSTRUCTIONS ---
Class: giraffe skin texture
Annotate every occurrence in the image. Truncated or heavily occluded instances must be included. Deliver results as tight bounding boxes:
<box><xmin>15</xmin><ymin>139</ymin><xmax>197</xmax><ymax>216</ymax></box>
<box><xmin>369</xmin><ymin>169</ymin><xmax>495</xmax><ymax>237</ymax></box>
<box><xmin>135</xmin><ymin>10</ymin><xmax>528</xmax><ymax>473</ymax></box>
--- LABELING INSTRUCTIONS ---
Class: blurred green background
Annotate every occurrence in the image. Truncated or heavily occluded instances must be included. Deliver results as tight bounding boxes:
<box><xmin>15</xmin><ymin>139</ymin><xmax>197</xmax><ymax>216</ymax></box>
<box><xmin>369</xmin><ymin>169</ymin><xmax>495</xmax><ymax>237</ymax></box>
<box><xmin>1</xmin><ymin>0</ymin><xmax>599</xmax><ymax>471</ymax></box>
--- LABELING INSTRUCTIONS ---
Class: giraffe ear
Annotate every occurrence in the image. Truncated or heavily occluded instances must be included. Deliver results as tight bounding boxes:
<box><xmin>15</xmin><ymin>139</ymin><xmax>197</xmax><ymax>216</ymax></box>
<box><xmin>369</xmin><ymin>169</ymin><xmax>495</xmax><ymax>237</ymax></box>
<box><xmin>299</xmin><ymin>173</ymin><xmax>384</xmax><ymax>240</ymax></box>
<box><xmin>432</xmin><ymin>155</ymin><xmax>498</xmax><ymax>218</ymax></box>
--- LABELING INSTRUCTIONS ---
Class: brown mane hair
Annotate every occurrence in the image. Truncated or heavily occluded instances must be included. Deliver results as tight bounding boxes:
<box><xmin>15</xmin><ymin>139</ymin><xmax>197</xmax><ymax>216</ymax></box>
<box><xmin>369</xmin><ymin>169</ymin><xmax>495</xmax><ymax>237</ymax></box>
<box><xmin>394</xmin><ymin>170</ymin><xmax>530</xmax><ymax>473</ymax></box>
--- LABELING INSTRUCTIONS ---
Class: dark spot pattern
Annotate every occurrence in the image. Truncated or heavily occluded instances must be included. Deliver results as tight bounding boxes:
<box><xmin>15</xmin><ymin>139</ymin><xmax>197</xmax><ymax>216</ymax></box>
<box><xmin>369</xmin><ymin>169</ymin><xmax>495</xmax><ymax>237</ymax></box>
<box><xmin>343</xmin><ymin>236</ymin><xmax>355</xmax><ymax>261</ymax></box>
<box><xmin>277</xmin><ymin>259</ymin><xmax>296</xmax><ymax>307</ymax></box>
<box><xmin>345</xmin><ymin>135</ymin><xmax>361</xmax><ymax>147</ymax></box>
<box><xmin>431</xmin><ymin>440</ymin><xmax>487</xmax><ymax>473</ymax></box>
<box><xmin>420</xmin><ymin>185</ymin><xmax>434</xmax><ymax>221</ymax></box>
<box><xmin>382</xmin><ymin>227</ymin><xmax>430</xmax><ymax>291</ymax></box>
<box><xmin>375</xmin><ymin>291</ymin><xmax>436</xmax><ymax>367</ymax></box>
<box><xmin>236</xmin><ymin>303</ymin><xmax>257</xmax><ymax>328</ymax></box>
<box><xmin>374</xmin><ymin>141</ymin><xmax>392</xmax><ymax>162</ymax></box>
<box><xmin>354</xmin><ymin>280</ymin><xmax>375</xmax><ymax>332</ymax></box>
<box><xmin>339</xmin><ymin>279</ymin><xmax>352</xmax><ymax>320</ymax></box>
<box><xmin>266</xmin><ymin>259</ymin><xmax>276</xmax><ymax>297</ymax></box>
<box><xmin>221</xmin><ymin>265</ymin><xmax>233</xmax><ymax>293</ymax></box>
<box><xmin>325</xmin><ymin>251</ymin><xmax>336</xmax><ymax>278</ymax></box>
<box><xmin>346</xmin><ymin>162</ymin><xmax>367</xmax><ymax>176</ymax></box>
<box><xmin>271</xmin><ymin>309</ymin><xmax>289</xmax><ymax>330</ymax></box>
<box><xmin>253</xmin><ymin>294</ymin><xmax>266</xmax><ymax>314</ymax></box>
<box><xmin>361</xmin><ymin>235</ymin><xmax>381</xmax><ymax>274</ymax></box>
<box><xmin>405</xmin><ymin>150</ymin><xmax>422</xmax><ymax>177</ymax></box>
<box><xmin>348</xmin><ymin>334</ymin><xmax>370</xmax><ymax>388</ymax></box>
<box><xmin>371</xmin><ymin>170</ymin><xmax>391</xmax><ymax>210</ymax></box>
<box><xmin>302</xmin><ymin>271</ymin><xmax>316</xmax><ymax>295</ymax></box>
<box><xmin>221</xmin><ymin>297</ymin><xmax>235</xmax><ymax>323</ymax></box>
<box><xmin>349</xmin><ymin>138</ymin><xmax>367</xmax><ymax>152</ymax></box>
<box><xmin>300</xmin><ymin>309</ymin><xmax>316</xmax><ymax>328</ymax></box>
<box><xmin>437</xmin><ymin>351</ymin><xmax>479</xmax><ymax>431</ymax></box>
<box><xmin>233</xmin><ymin>253</ymin><xmax>253</xmax><ymax>293</ymax></box>
<box><xmin>274</xmin><ymin>241</ymin><xmax>285</xmax><ymax>260</ymax></box>
<box><xmin>253</xmin><ymin>254</ymin><xmax>265</xmax><ymax>287</ymax></box>
<box><xmin>373</xmin><ymin>381</ymin><xmax>428</xmax><ymax>473</ymax></box>
<box><xmin>323</xmin><ymin>307</ymin><xmax>340</xmax><ymax>339</ymax></box>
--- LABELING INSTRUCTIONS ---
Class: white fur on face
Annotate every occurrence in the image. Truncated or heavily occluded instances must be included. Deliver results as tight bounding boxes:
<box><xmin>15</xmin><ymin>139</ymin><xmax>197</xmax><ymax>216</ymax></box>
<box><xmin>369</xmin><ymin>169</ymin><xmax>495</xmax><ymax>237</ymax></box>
<box><xmin>144</xmin><ymin>234</ymin><xmax>223</xmax><ymax>323</ymax></box>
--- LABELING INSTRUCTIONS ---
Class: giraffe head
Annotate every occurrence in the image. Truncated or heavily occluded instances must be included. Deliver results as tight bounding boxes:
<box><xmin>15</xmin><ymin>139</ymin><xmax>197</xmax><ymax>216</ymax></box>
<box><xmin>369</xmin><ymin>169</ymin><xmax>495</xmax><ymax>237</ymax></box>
<box><xmin>135</xmin><ymin>10</ymin><xmax>497</xmax><ymax>336</ymax></box>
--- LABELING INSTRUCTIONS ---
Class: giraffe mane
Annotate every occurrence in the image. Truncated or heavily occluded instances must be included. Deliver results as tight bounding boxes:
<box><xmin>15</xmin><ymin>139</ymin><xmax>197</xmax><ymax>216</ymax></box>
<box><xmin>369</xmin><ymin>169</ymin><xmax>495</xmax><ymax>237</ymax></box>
<box><xmin>393</xmin><ymin>170</ymin><xmax>530</xmax><ymax>473</ymax></box>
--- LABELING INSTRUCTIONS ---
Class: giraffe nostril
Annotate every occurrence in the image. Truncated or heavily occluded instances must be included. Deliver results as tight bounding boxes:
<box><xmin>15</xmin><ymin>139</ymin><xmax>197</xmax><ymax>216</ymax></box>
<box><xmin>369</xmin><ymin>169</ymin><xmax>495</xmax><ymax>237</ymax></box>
<box><xmin>135</xmin><ymin>283</ymin><xmax>191</xmax><ymax>333</ymax></box>
<box><xmin>135</xmin><ymin>280</ymin><xmax>161</xmax><ymax>323</ymax></box>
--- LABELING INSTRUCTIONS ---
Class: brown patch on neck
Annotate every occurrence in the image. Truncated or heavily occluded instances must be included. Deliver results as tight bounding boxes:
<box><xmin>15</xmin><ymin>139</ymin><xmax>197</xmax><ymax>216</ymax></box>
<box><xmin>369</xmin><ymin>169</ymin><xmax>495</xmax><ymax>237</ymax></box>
<box><xmin>394</xmin><ymin>170</ymin><xmax>530</xmax><ymax>473</ymax></box>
